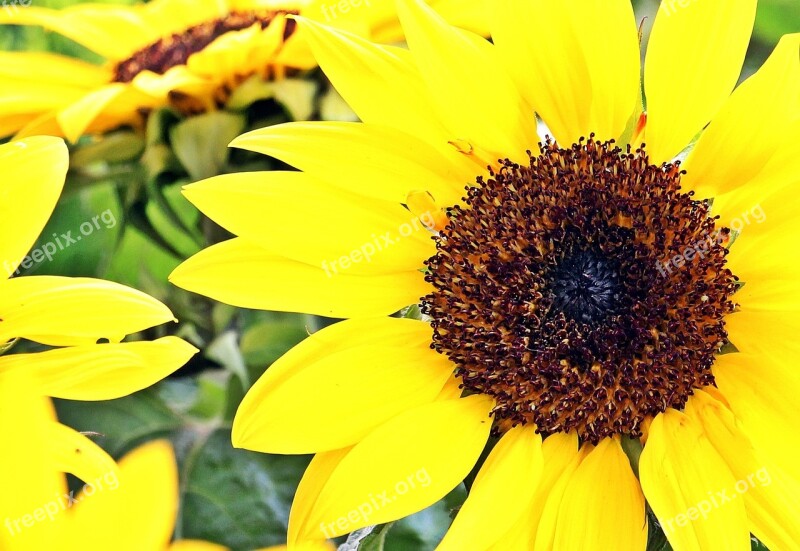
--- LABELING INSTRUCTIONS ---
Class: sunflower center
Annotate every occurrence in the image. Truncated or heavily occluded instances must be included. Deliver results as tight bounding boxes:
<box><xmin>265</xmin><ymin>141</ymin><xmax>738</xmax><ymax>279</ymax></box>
<box><xmin>422</xmin><ymin>138</ymin><xmax>739</xmax><ymax>443</ymax></box>
<box><xmin>548</xmin><ymin>247</ymin><xmax>623</xmax><ymax>324</ymax></box>
<box><xmin>112</xmin><ymin>10</ymin><xmax>298</xmax><ymax>83</ymax></box>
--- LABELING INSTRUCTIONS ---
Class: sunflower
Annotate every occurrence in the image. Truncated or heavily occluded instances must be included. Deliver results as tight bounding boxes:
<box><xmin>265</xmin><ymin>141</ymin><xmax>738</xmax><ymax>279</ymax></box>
<box><xmin>0</xmin><ymin>369</ymin><xmax>226</xmax><ymax>550</ymax></box>
<box><xmin>0</xmin><ymin>0</ymin><xmax>487</xmax><ymax>142</ymax></box>
<box><xmin>0</xmin><ymin>136</ymin><xmax>196</xmax><ymax>399</ymax></box>
<box><xmin>171</xmin><ymin>0</ymin><xmax>800</xmax><ymax>549</ymax></box>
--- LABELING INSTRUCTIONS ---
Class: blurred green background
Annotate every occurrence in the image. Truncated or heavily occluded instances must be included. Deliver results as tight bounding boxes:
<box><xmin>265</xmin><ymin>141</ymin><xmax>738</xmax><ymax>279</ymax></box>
<box><xmin>0</xmin><ymin>1</ymin><xmax>797</xmax><ymax>549</ymax></box>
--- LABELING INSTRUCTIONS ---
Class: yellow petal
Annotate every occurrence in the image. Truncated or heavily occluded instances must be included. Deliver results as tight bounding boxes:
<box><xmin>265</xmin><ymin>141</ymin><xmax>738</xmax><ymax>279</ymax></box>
<box><xmin>293</xmin><ymin>395</ymin><xmax>493</xmax><ymax>541</ymax></box>
<box><xmin>683</xmin><ymin>34</ymin><xmax>800</xmax><ymax>198</ymax></box>
<box><xmin>0</xmin><ymin>136</ymin><xmax>67</xmax><ymax>277</ymax></box>
<box><xmin>550</xmin><ymin>437</ymin><xmax>647</xmax><ymax>551</ymax></box>
<box><xmin>643</xmin><ymin>0</ymin><xmax>758</xmax><ymax>163</ymax></box>
<box><xmin>0</xmin><ymin>4</ymin><xmax>152</xmax><ymax>60</ymax></box>
<box><xmin>182</xmin><ymin>171</ymin><xmax>434</xmax><ymax>274</ymax></box>
<box><xmin>0</xmin><ymin>51</ymin><xmax>111</xmax><ymax>87</ymax></box>
<box><xmin>292</xmin><ymin>17</ymin><xmax>451</xmax><ymax>150</ymax></box>
<box><xmin>230</xmin><ymin>122</ymin><xmax>472</xmax><ymax>206</ymax></box>
<box><xmin>57</xmin><ymin>83</ymin><xmax>153</xmax><ymax>143</ymax></box>
<box><xmin>439</xmin><ymin>425</ymin><xmax>543</xmax><ymax>551</ymax></box>
<box><xmin>288</xmin><ymin>448</ymin><xmax>352</xmax><ymax>546</ymax></box>
<box><xmin>0</xmin><ymin>369</ymin><xmax>65</xmax><ymax>549</ymax></box>
<box><xmin>72</xmin><ymin>440</ymin><xmax>178</xmax><ymax>551</ymax></box>
<box><xmin>0</xmin><ymin>276</ymin><xmax>176</xmax><ymax>346</ymax></box>
<box><xmin>257</xmin><ymin>544</ymin><xmax>333</xmax><ymax>551</ymax></box>
<box><xmin>685</xmin><ymin>390</ymin><xmax>800</xmax><ymax>551</ymax></box>
<box><xmin>47</xmin><ymin>422</ymin><xmax>118</xmax><ymax>484</ymax></box>
<box><xmin>168</xmin><ymin>541</ymin><xmax>230</xmax><ymax>551</ymax></box>
<box><xmin>493</xmin><ymin>0</ymin><xmax>640</xmax><ymax>144</ymax></box>
<box><xmin>171</xmin><ymin>238</ymin><xmax>429</xmax><ymax>318</ymax></box>
<box><xmin>639</xmin><ymin>409</ymin><xmax>750</xmax><ymax>551</ymax></box>
<box><xmin>490</xmin><ymin>432</ymin><xmax>582</xmax><ymax>551</ymax></box>
<box><xmin>725</xmin><ymin>309</ymin><xmax>800</xmax><ymax>357</ymax></box>
<box><xmin>0</xmin><ymin>337</ymin><xmax>197</xmax><ymax>400</ymax></box>
<box><xmin>233</xmin><ymin>317</ymin><xmax>454</xmax><ymax>454</ymax></box>
<box><xmin>396</xmin><ymin>0</ymin><xmax>535</xmax><ymax>163</ymax></box>
<box><xmin>713</xmin><ymin>352</ymin><xmax>800</xmax><ymax>482</ymax></box>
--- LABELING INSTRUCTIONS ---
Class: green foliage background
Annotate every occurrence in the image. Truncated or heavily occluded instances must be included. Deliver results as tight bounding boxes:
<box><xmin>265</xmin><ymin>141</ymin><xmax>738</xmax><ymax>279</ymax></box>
<box><xmin>1</xmin><ymin>1</ymin><xmax>797</xmax><ymax>549</ymax></box>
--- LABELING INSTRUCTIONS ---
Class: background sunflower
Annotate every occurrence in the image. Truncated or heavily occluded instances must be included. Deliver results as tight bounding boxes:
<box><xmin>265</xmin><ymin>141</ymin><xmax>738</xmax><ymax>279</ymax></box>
<box><xmin>0</xmin><ymin>0</ymin><xmax>797</xmax><ymax>550</ymax></box>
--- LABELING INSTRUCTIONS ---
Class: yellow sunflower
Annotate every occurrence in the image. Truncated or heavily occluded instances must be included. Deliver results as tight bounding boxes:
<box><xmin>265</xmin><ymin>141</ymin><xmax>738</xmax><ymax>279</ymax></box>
<box><xmin>0</xmin><ymin>369</ymin><xmax>223</xmax><ymax>550</ymax></box>
<box><xmin>0</xmin><ymin>0</ymin><xmax>487</xmax><ymax>142</ymax></box>
<box><xmin>0</xmin><ymin>136</ymin><xmax>196</xmax><ymax>399</ymax></box>
<box><xmin>171</xmin><ymin>0</ymin><xmax>800</xmax><ymax>549</ymax></box>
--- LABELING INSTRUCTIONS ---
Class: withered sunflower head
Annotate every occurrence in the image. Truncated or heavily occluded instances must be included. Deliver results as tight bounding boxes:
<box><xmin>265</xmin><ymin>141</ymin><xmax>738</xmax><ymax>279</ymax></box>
<box><xmin>422</xmin><ymin>137</ymin><xmax>739</xmax><ymax>444</ymax></box>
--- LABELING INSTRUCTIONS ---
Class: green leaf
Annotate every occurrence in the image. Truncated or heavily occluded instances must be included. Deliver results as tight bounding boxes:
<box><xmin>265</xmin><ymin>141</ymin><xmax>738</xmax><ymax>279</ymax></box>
<box><xmin>240</xmin><ymin>318</ymin><xmax>309</xmax><ymax>368</ymax></box>
<box><xmin>169</xmin><ymin>111</ymin><xmax>246</xmax><ymax>180</ymax></box>
<box><xmin>384</xmin><ymin>486</ymin><xmax>467</xmax><ymax>551</ymax></box>
<box><xmin>54</xmin><ymin>389</ymin><xmax>183</xmax><ymax>458</ymax></box>
<box><xmin>754</xmin><ymin>0</ymin><xmax>800</xmax><ymax>44</ymax></box>
<box><xmin>70</xmin><ymin>132</ymin><xmax>145</xmax><ymax>167</ymax></box>
<box><xmin>19</xmin><ymin>182</ymin><xmax>122</xmax><ymax>278</ymax></box>
<box><xmin>646</xmin><ymin>510</ymin><xmax>672</xmax><ymax>551</ymax></box>
<box><xmin>176</xmin><ymin>428</ymin><xmax>310</xmax><ymax>550</ymax></box>
<box><xmin>343</xmin><ymin>524</ymin><xmax>394</xmax><ymax>551</ymax></box>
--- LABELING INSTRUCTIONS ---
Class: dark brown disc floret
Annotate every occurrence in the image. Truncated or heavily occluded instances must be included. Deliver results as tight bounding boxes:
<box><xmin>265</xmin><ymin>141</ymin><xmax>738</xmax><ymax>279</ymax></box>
<box><xmin>421</xmin><ymin>138</ymin><xmax>738</xmax><ymax>444</ymax></box>
<box><xmin>113</xmin><ymin>10</ymin><xmax>298</xmax><ymax>83</ymax></box>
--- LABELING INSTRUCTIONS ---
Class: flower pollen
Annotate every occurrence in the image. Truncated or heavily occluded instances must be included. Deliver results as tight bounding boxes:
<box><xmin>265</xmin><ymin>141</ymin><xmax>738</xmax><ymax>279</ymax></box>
<box><xmin>422</xmin><ymin>138</ymin><xmax>739</xmax><ymax>444</ymax></box>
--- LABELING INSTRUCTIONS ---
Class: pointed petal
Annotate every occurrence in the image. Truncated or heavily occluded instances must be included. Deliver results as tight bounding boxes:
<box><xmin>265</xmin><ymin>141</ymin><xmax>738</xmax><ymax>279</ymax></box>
<box><xmin>439</xmin><ymin>425</ymin><xmax>543</xmax><ymax>551</ymax></box>
<box><xmin>0</xmin><ymin>276</ymin><xmax>176</xmax><ymax>346</ymax></box>
<box><xmin>490</xmin><ymin>432</ymin><xmax>582</xmax><ymax>551</ymax></box>
<box><xmin>397</xmin><ymin>0</ymin><xmax>535</xmax><ymax>163</ymax></box>
<box><xmin>639</xmin><ymin>409</ymin><xmax>750</xmax><ymax>551</ymax></box>
<box><xmin>685</xmin><ymin>390</ymin><xmax>800</xmax><ymax>551</ymax></box>
<box><xmin>168</xmin><ymin>541</ymin><xmax>229</xmax><ymax>551</ymax></box>
<box><xmin>0</xmin><ymin>337</ymin><xmax>197</xmax><ymax>400</ymax></box>
<box><xmin>293</xmin><ymin>395</ymin><xmax>493</xmax><ymax>541</ymax></box>
<box><xmin>233</xmin><ymin>317</ymin><xmax>454</xmax><ymax>454</ymax></box>
<box><xmin>230</xmin><ymin>122</ymin><xmax>472</xmax><ymax>206</ymax></box>
<box><xmin>551</xmin><ymin>437</ymin><xmax>647</xmax><ymax>550</ymax></box>
<box><xmin>0</xmin><ymin>370</ymin><xmax>65</xmax><ymax>549</ymax></box>
<box><xmin>293</xmin><ymin>17</ymin><xmax>450</xmax><ymax>147</ymax></box>
<box><xmin>644</xmin><ymin>0</ymin><xmax>757</xmax><ymax>163</ymax></box>
<box><xmin>170</xmin><ymin>238</ymin><xmax>429</xmax><ymax>318</ymax></box>
<box><xmin>181</xmin><ymin>171</ymin><xmax>434</xmax><ymax>274</ymax></box>
<box><xmin>47</xmin><ymin>422</ymin><xmax>118</xmax><ymax>485</ymax></box>
<box><xmin>493</xmin><ymin>0</ymin><xmax>640</xmax><ymax>144</ymax></box>
<box><xmin>288</xmin><ymin>448</ymin><xmax>352</xmax><ymax>546</ymax></box>
<box><xmin>683</xmin><ymin>34</ymin><xmax>800</xmax><ymax>198</ymax></box>
<box><xmin>0</xmin><ymin>136</ymin><xmax>67</xmax><ymax>277</ymax></box>
<box><xmin>56</xmin><ymin>83</ymin><xmax>151</xmax><ymax>143</ymax></box>
<box><xmin>713</xmin><ymin>353</ymin><xmax>800</xmax><ymax>482</ymax></box>
<box><xmin>72</xmin><ymin>440</ymin><xmax>178</xmax><ymax>551</ymax></box>
<box><xmin>0</xmin><ymin>5</ymin><xmax>152</xmax><ymax>60</ymax></box>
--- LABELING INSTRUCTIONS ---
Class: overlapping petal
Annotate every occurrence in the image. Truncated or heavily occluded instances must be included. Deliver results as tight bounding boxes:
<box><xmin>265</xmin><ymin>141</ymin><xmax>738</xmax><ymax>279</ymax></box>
<box><xmin>644</xmin><ymin>0</ymin><xmax>758</xmax><ymax>163</ymax></box>
<box><xmin>170</xmin><ymin>238</ymin><xmax>429</xmax><ymax>318</ymax></box>
<box><xmin>233</xmin><ymin>317</ymin><xmax>455</xmax><ymax>454</ymax></box>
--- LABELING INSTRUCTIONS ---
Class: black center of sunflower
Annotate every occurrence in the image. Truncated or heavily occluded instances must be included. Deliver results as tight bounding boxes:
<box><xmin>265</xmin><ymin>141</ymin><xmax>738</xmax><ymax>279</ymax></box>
<box><xmin>421</xmin><ymin>138</ymin><xmax>739</xmax><ymax>444</ymax></box>
<box><xmin>548</xmin><ymin>247</ymin><xmax>623</xmax><ymax>324</ymax></box>
<box><xmin>112</xmin><ymin>10</ymin><xmax>298</xmax><ymax>83</ymax></box>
